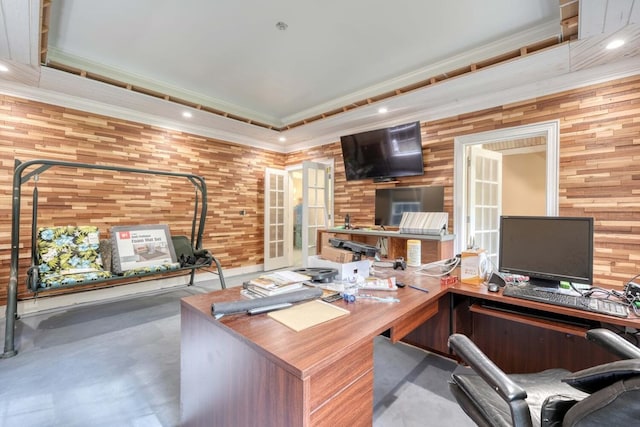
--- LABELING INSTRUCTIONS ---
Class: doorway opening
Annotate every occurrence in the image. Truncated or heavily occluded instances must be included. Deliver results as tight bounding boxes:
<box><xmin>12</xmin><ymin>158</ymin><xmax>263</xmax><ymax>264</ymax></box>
<box><xmin>263</xmin><ymin>160</ymin><xmax>334</xmax><ymax>271</ymax></box>
<box><xmin>453</xmin><ymin>121</ymin><xmax>559</xmax><ymax>265</ymax></box>
<box><xmin>291</xmin><ymin>160</ymin><xmax>334</xmax><ymax>268</ymax></box>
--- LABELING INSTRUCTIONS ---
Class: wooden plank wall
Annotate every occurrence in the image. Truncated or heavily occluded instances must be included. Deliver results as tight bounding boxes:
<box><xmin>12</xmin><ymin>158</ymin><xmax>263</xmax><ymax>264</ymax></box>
<box><xmin>288</xmin><ymin>75</ymin><xmax>640</xmax><ymax>288</ymax></box>
<box><xmin>0</xmin><ymin>74</ymin><xmax>639</xmax><ymax>305</ymax></box>
<box><xmin>0</xmin><ymin>96</ymin><xmax>285</xmax><ymax>304</ymax></box>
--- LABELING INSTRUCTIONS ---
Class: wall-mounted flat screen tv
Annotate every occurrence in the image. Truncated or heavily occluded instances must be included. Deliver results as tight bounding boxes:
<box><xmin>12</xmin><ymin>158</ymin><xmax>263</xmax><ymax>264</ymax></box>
<box><xmin>375</xmin><ymin>186</ymin><xmax>444</xmax><ymax>227</ymax></box>
<box><xmin>340</xmin><ymin>121</ymin><xmax>424</xmax><ymax>182</ymax></box>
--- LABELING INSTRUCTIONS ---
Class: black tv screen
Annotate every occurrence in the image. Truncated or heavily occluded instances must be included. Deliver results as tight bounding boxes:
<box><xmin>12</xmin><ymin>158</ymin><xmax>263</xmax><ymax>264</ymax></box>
<box><xmin>498</xmin><ymin>216</ymin><xmax>594</xmax><ymax>287</ymax></box>
<box><xmin>340</xmin><ymin>121</ymin><xmax>424</xmax><ymax>182</ymax></box>
<box><xmin>375</xmin><ymin>186</ymin><xmax>444</xmax><ymax>226</ymax></box>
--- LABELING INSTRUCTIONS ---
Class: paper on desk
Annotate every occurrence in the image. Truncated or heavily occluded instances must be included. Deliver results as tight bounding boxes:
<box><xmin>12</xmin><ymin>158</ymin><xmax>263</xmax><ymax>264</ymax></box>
<box><xmin>268</xmin><ymin>300</ymin><xmax>349</xmax><ymax>332</ymax></box>
<box><xmin>360</xmin><ymin>277</ymin><xmax>397</xmax><ymax>290</ymax></box>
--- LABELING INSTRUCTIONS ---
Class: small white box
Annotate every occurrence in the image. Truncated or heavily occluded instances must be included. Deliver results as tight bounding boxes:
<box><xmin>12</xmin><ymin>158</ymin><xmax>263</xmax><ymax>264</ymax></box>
<box><xmin>308</xmin><ymin>255</ymin><xmax>370</xmax><ymax>281</ymax></box>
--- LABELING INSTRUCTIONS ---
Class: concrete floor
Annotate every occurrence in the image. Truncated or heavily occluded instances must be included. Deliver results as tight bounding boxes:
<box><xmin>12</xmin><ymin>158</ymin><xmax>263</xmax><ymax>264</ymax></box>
<box><xmin>0</xmin><ymin>274</ymin><xmax>472</xmax><ymax>426</ymax></box>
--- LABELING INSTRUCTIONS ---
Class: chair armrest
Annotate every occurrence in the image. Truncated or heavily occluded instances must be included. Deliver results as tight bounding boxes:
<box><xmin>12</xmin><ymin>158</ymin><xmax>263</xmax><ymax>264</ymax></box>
<box><xmin>448</xmin><ymin>333</ymin><xmax>527</xmax><ymax>402</ymax></box>
<box><xmin>587</xmin><ymin>328</ymin><xmax>640</xmax><ymax>360</ymax></box>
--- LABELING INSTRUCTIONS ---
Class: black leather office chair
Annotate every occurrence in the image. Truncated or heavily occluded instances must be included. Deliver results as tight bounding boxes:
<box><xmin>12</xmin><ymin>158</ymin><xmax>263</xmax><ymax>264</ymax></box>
<box><xmin>448</xmin><ymin>328</ymin><xmax>640</xmax><ymax>427</ymax></box>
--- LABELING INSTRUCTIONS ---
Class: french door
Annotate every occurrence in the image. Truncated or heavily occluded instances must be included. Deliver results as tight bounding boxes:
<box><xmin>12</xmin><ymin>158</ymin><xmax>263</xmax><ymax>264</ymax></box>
<box><xmin>467</xmin><ymin>145</ymin><xmax>502</xmax><ymax>265</ymax></box>
<box><xmin>301</xmin><ymin>161</ymin><xmax>333</xmax><ymax>267</ymax></box>
<box><xmin>263</xmin><ymin>168</ymin><xmax>289</xmax><ymax>271</ymax></box>
<box><xmin>264</xmin><ymin>162</ymin><xmax>333</xmax><ymax>270</ymax></box>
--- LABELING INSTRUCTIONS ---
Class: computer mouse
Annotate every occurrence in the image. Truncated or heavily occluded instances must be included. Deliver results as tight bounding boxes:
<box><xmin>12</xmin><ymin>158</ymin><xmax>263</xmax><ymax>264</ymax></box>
<box><xmin>487</xmin><ymin>283</ymin><xmax>500</xmax><ymax>293</ymax></box>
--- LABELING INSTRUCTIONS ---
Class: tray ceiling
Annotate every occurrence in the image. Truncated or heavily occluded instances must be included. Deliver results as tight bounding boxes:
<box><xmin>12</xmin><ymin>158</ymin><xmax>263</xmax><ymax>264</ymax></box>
<box><xmin>0</xmin><ymin>0</ymin><xmax>639</xmax><ymax>151</ymax></box>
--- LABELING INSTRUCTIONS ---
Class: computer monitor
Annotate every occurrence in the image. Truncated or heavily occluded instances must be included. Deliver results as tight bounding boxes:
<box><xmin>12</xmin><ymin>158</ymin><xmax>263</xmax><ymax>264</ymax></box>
<box><xmin>374</xmin><ymin>186</ymin><xmax>444</xmax><ymax>227</ymax></box>
<box><xmin>498</xmin><ymin>216</ymin><xmax>594</xmax><ymax>288</ymax></box>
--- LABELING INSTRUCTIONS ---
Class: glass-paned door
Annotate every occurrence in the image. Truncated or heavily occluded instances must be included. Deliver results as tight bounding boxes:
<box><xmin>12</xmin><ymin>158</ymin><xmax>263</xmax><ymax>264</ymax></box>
<box><xmin>301</xmin><ymin>161</ymin><xmax>333</xmax><ymax>267</ymax></box>
<box><xmin>468</xmin><ymin>145</ymin><xmax>502</xmax><ymax>267</ymax></box>
<box><xmin>264</xmin><ymin>168</ymin><xmax>289</xmax><ymax>271</ymax></box>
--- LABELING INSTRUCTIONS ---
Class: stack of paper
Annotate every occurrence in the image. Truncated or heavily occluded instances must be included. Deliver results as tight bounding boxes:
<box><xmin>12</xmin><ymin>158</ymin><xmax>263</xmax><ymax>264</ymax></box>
<box><xmin>261</xmin><ymin>270</ymin><xmax>311</xmax><ymax>286</ymax></box>
<box><xmin>243</xmin><ymin>270</ymin><xmax>311</xmax><ymax>297</ymax></box>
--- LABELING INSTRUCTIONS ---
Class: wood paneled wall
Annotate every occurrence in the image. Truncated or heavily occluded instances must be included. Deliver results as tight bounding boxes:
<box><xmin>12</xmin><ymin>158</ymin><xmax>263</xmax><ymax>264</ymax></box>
<box><xmin>1</xmin><ymin>74</ymin><xmax>639</xmax><ymax>305</ymax></box>
<box><xmin>0</xmin><ymin>96</ymin><xmax>285</xmax><ymax>303</ymax></box>
<box><xmin>288</xmin><ymin>75</ymin><xmax>640</xmax><ymax>288</ymax></box>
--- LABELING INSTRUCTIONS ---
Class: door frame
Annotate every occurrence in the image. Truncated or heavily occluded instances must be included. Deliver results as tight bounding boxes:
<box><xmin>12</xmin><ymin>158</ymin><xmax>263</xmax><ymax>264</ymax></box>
<box><xmin>453</xmin><ymin>120</ymin><xmax>560</xmax><ymax>254</ymax></box>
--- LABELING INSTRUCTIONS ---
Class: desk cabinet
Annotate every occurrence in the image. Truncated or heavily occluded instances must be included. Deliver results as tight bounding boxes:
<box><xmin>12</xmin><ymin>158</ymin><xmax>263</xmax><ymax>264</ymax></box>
<box><xmin>180</xmin><ymin>304</ymin><xmax>374</xmax><ymax>427</ymax></box>
<box><xmin>469</xmin><ymin>307</ymin><xmax>619</xmax><ymax>373</ymax></box>
<box><xmin>402</xmin><ymin>294</ymin><xmax>452</xmax><ymax>354</ymax></box>
<box><xmin>446</xmin><ymin>285</ymin><xmax>636</xmax><ymax>373</ymax></box>
<box><xmin>401</xmin><ymin>293</ymin><xmax>473</xmax><ymax>356</ymax></box>
<box><xmin>404</xmin><ymin>285</ymin><xmax>636</xmax><ymax>373</ymax></box>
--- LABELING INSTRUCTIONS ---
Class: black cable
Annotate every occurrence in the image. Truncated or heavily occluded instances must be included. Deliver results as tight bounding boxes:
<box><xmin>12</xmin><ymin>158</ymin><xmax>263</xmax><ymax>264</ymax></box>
<box><xmin>568</xmin><ymin>281</ymin><xmax>589</xmax><ymax>296</ymax></box>
<box><xmin>583</xmin><ymin>286</ymin><xmax>617</xmax><ymax>298</ymax></box>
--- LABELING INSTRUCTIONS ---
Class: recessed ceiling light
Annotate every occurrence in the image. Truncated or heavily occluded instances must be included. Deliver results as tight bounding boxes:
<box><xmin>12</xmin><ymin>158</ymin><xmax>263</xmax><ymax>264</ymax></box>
<box><xmin>279</xmin><ymin>136</ymin><xmax>286</xmax><ymax>142</ymax></box>
<box><xmin>378</xmin><ymin>107</ymin><xmax>388</xmax><ymax>114</ymax></box>
<box><xmin>606</xmin><ymin>39</ymin><xmax>625</xmax><ymax>50</ymax></box>
<box><xmin>0</xmin><ymin>64</ymin><xmax>9</xmax><ymax>72</ymax></box>
<box><xmin>182</xmin><ymin>111</ymin><xmax>192</xmax><ymax>118</ymax></box>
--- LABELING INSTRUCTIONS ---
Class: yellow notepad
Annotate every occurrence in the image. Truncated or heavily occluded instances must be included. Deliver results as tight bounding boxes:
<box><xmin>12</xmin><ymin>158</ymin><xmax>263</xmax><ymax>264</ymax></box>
<box><xmin>268</xmin><ymin>299</ymin><xmax>349</xmax><ymax>332</ymax></box>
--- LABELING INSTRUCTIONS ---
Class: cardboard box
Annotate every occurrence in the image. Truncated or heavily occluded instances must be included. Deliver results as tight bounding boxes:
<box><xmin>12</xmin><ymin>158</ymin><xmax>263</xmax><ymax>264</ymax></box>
<box><xmin>308</xmin><ymin>255</ymin><xmax>370</xmax><ymax>281</ymax></box>
<box><xmin>320</xmin><ymin>245</ymin><xmax>360</xmax><ymax>263</ymax></box>
<box><xmin>461</xmin><ymin>249</ymin><xmax>486</xmax><ymax>285</ymax></box>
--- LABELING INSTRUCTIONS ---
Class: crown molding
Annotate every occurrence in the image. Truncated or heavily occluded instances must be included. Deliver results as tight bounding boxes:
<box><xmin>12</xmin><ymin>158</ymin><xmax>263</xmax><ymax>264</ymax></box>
<box><xmin>0</xmin><ymin>69</ymin><xmax>285</xmax><ymax>152</ymax></box>
<box><xmin>1</xmin><ymin>46</ymin><xmax>638</xmax><ymax>155</ymax></box>
<box><xmin>47</xmin><ymin>47</ymin><xmax>283</xmax><ymax>127</ymax></box>
<box><xmin>281</xmin><ymin>20</ymin><xmax>561</xmax><ymax>124</ymax></box>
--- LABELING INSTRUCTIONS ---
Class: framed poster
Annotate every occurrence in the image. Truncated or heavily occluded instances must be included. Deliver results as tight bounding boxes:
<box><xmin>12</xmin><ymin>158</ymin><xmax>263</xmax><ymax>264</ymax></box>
<box><xmin>110</xmin><ymin>224</ymin><xmax>177</xmax><ymax>274</ymax></box>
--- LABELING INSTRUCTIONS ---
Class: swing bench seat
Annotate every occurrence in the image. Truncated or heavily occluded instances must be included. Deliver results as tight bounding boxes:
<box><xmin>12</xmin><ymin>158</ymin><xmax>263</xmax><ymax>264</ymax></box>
<box><xmin>29</xmin><ymin>225</ymin><xmax>182</xmax><ymax>291</ymax></box>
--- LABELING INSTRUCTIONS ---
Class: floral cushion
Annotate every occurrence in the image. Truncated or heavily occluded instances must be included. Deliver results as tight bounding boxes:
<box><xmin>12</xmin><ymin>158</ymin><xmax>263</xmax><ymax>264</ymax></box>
<box><xmin>37</xmin><ymin>226</ymin><xmax>112</xmax><ymax>289</ymax></box>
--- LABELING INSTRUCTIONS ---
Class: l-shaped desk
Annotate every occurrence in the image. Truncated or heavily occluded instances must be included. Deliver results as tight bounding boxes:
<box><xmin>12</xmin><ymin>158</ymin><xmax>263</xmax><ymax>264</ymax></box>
<box><xmin>180</xmin><ymin>267</ymin><xmax>640</xmax><ymax>426</ymax></box>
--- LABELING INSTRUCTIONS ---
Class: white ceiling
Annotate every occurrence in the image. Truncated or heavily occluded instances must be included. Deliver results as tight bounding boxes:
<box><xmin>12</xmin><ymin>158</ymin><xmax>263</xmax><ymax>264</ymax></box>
<box><xmin>0</xmin><ymin>0</ymin><xmax>639</xmax><ymax>152</ymax></box>
<box><xmin>45</xmin><ymin>0</ymin><xmax>561</xmax><ymax>127</ymax></box>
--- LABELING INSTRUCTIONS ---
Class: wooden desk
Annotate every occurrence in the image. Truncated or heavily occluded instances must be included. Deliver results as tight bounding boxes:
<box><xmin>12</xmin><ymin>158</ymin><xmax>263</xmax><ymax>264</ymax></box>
<box><xmin>180</xmin><ymin>270</ymin><xmax>448</xmax><ymax>427</ymax></box>
<box><xmin>180</xmin><ymin>270</ymin><xmax>640</xmax><ymax>425</ymax></box>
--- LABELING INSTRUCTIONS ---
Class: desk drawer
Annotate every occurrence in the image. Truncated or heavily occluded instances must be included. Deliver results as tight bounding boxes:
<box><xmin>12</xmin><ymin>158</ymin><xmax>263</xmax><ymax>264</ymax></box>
<box><xmin>309</xmin><ymin>340</ymin><xmax>373</xmax><ymax>412</ymax></box>
<box><xmin>310</xmin><ymin>368</ymin><xmax>373</xmax><ymax>427</ymax></box>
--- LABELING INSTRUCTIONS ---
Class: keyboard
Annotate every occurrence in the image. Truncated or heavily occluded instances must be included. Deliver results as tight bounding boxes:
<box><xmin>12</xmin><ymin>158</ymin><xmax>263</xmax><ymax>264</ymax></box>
<box><xmin>502</xmin><ymin>285</ymin><xmax>629</xmax><ymax>318</ymax></box>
